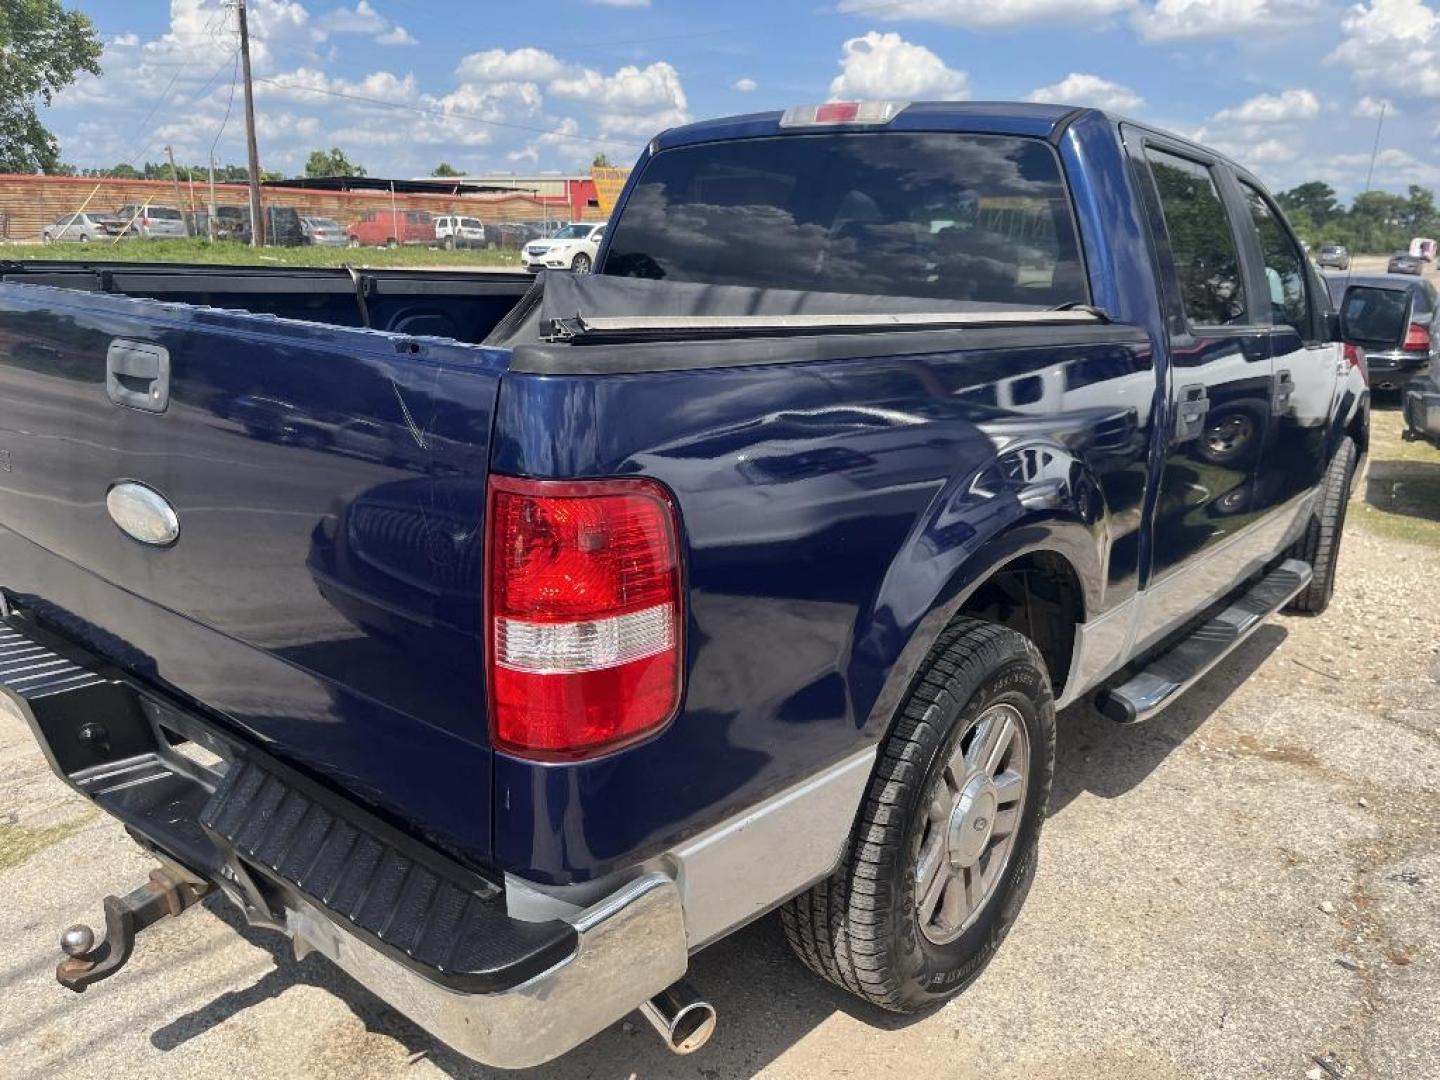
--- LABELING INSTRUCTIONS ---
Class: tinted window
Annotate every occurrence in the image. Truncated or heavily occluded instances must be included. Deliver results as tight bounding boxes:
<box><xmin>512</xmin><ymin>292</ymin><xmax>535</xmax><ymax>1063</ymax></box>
<box><xmin>1342</xmin><ymin>286</ymin><xmax>1409</xmax><ymax>348</ymax></box>
<box><xmin>462</xmin><ymin>218</ymin><xmax>482</xmax><ymax>228</ymax></box>
<box><xmin>553</xmin><ymin>224</ymin><xmax>593</xmax><ymax>239</ymax></box>
<box><xmin>1239</xmin><ymin>181</ymin><xmax>1311</xmax><ymax>337</ymax></box>
<box><xmin>149</xmin><ymin>207</ymin><xmax>182</xmax><ymax>220</ymax></box>
<box><xmin>603</xmin><ymin>132</ymin><xmax>1087</xmax><ymax>307</ymax></box>
<box><xmin>1146</xmin><ymin>148</ymin><xmax>1245</xmax><ymax>326</ymax></box>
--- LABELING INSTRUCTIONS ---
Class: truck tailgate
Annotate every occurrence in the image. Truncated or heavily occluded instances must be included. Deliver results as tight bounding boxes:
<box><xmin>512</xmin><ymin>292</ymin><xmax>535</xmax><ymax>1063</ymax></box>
<box><xmin>0</xmin><ymin>284</ymin><xmax>508</xmax><ymax>862</ymax></box>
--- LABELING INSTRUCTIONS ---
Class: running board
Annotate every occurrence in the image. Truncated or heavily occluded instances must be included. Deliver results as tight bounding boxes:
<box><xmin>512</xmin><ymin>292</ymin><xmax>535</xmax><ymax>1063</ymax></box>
<box><xmin>1095</xmin><ymin>559</ymin><xmax>1312</xmax><ymax>724</ymax></box>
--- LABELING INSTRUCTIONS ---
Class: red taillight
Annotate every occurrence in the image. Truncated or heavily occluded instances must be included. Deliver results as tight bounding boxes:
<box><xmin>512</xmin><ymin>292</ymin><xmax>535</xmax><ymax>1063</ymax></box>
<box><xmin>486</xmin><ymin>475</ymin><xmax>683</xmax><ymax>759</ymax></box>
<box><xmin>1343</xmin><ymin>343</ymin><xmax>1368</xmax><ymax>381</ymax></box>
<box><xmin>1404</xmin><ymin>321</ymin><xmax>1431</xmax><ymax>351</ymax></box>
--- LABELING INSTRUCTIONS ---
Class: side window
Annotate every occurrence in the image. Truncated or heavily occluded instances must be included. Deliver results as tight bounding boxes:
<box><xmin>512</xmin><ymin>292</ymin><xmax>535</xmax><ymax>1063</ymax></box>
<box><xmin>1240</xmin><ymin>181</ymin><xmax>1312</xmax><ymax>339</ymax></box>
<box><xmin>1145</xmin><ymin>148</ymin><xmax>1247</xmax><ymax>327</ymax></box>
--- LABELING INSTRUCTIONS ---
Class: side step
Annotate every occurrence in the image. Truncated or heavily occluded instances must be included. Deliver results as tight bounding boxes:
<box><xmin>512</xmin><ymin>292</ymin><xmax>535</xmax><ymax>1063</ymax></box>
<box><xmin>1096</xmin><ymin>559</ymin><xmax>1312</xmax><ymax>724</ymax></box>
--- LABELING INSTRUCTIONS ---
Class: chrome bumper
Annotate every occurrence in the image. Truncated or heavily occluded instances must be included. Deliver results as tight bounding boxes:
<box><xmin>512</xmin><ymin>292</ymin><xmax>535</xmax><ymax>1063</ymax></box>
<box><xmin>282</xmin><ymin>872</ymin><xmax>688</xmax><ymax>1069</ymax></box>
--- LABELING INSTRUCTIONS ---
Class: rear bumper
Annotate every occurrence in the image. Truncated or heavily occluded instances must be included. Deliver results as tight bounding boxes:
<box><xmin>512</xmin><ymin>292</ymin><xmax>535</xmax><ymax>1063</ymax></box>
<box><xmin>0</xmin><ymin>610</ymin><xmax>687</xmax><ymax>1068</ymax></box>
<box><xmin>1366</xmin><ymin>351</ymin><xmax>1431</xmax><ymax>389</ymax></box>
<box><xmin>1404</xmin><ymin>386</ymin><xmax>1440</xmax><ymax>438</ymax></box>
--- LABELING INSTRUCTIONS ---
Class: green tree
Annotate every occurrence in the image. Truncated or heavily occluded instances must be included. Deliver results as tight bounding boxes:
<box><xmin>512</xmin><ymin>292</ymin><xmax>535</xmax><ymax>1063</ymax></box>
<box><xmin>0</xmin><ymin>0</ymin><xmax>103</xmax><ymax>173</ymax></box>
<box><xmin>592</xmin><ymin>152</ymin><xmax>612</xmax><ymax>168</ymax></box>
<box><xmin>431</xmin><ymin>162</ymin><xmax>462</xmax><ymax>177</ymax></box>
<box><xmin>303</xmin><ymin>147</ymin><xmax>365</xmax><ymax>178</ymax></box>
<box><xmin>1275</xmin><ymin>181</ymin><xmax>1340</xmax><ymax>225</ymax></box>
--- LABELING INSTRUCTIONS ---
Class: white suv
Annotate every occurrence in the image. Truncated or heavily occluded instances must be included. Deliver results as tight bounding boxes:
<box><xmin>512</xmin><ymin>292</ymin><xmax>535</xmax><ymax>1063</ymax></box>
<box><xmin>524</xmin><ymin>222</ymin><xmax>606</xmax><ymax>273</ymax></box>
<box><xmin>435</xmin><ymin>215</ymin><xmax>487</xmax><ymax>250</ymax></box>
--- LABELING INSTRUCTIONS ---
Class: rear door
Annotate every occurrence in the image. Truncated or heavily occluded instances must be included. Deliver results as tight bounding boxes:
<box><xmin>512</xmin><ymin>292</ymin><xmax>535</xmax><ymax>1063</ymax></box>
<box><xmin>1125</xmin><ymin>132</ymin><xmax>1277</xmax><ymax>646</ymax></box>
<box><xmin>1229</xmin><ymin>173</ymin><xmax>1339</xmax><ymax>520</ymax></box>
<box><xmin>0</xmin><ymin>285</ymin><xmax>506</xmax><ymax>861</ymax></box>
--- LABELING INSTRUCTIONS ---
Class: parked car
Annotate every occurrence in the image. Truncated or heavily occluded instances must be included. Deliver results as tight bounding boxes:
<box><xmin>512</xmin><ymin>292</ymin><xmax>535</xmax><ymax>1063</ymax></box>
<box><xmin>300</xmin><ymin>216</ymin><xmax>348</xmax><ymax>247</ymax></box>
<box><xmin>40</xmin><ymin>212</ymin><xmax>124</xmax><ymax>243</ymax></box>
<box><xmin>346</xmin><ymin>209</ymin><xmax>434</xmax><ymax>248</ymax></box>
<box><xmin>1409</xmin><ymin>237</ymin><xmax>1437</xmax><ymax>260</ymax></box>
<box><xmin>1325</xmin><ymin>272</ymin><xmax>1436</xmax><ymax>389</ymax></box>
<box><xmin>209</xmin><ymin>205</ymin><xmax>251</xmax><ymax>242</ymax></box>
<box><xmin>434</xmin><ymin>215</ymin><xmax>486</xmax><ymax>250</ymax></box>
<box><xmin>0</xmin><ymin>101</ymin><xmax>1373</xmax><ymax>1070</ymax></box>
<box><xmin>114</xmin><ymin>203</ymin><xmax>188</xmax><ymax>239</ymax></box>
<box><xmin>1403</xmin><ymin>368</ymin><xmax>1440</xmax><ymax>441</ymax></box>
<box><xmin>1315</xmin><ymin>244</ymin><xmax>1350</xmax><ymax>270</ymax></box>
<box><xmin>1388</xmin><ymin>251</ymin><xmax>1425</xmax><ymax>275</ymax></box>
<box><xmin>523</xmin><ymin>221</ymin><xmax>606</xmax><ymax>273</ymax></box>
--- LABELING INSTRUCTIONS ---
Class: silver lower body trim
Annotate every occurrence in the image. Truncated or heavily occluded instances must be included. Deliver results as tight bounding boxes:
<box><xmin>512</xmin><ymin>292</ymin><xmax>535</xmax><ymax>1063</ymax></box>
<box><xmin>282</xmin><ymin>872</ymin><xmax>688</xmax><ymax>1069</ymax></box>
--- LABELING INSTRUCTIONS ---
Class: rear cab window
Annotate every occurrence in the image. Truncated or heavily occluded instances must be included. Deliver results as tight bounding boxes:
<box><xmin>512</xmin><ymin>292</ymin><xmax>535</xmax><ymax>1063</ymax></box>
<box><xmin>1237</xmin><ymin>179</ymin><xmax>1313</xmax><ymax>339</ymax></box>
<box><xmin>601</xmin><ymin>132</ymin><xmax>1089</xmax><ymax>307</ymax></box>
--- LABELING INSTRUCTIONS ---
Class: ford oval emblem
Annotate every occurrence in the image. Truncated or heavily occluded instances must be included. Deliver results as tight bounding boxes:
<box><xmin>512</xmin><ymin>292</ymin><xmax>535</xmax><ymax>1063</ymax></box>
<box><xmin>106</xmin><ymin>482</ymin><xmax>180</xmax><ymax>546</ymax></box>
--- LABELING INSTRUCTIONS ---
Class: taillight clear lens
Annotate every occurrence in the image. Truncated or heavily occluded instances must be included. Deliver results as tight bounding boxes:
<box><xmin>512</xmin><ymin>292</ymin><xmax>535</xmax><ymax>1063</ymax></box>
<box><xmin>486</xmin><ymin>475</ymin><xmax>683</xmax><ymax>758</ymax></box>
<box><xmin>1404</xmin><ymin>321</ymin><xmax>1431</xmax><ymax>351</ymax></box>
<box><xmin>1343</xmin><ymin>343</ymin><xmax>1368</xmax><ymax>381</ymax></box>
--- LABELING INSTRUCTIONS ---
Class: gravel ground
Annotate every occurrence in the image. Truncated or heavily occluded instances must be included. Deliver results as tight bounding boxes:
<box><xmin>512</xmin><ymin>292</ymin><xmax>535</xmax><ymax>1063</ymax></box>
<box><xmin>2</xmin><ymin>431</ymin><xmax>1437</xmax><ymax>1080</ymax></box>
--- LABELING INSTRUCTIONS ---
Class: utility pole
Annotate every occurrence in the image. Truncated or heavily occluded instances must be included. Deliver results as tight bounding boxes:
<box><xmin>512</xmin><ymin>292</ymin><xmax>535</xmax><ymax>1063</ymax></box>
<box><xmin>207</xmin><ymin>155</ymin><xmax>218</xmax><ymax>242</ymax></box>
<box><xmin>164</xmin><ymin>145</ymin><xmax>190</xmax><ymax>237</ymax></box>
<box><xmin>236</xmin><ymin>0</ymin><xmax>265</xmax><ymax>247</ymax></box>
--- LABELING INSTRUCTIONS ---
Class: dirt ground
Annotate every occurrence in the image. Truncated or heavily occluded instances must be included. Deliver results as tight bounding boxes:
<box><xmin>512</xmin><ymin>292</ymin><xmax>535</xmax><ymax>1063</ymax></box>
<box><xmin>1</xmin><ymin>409</ymin><xmax>1437</xmax><ymax>1080</ymax></box>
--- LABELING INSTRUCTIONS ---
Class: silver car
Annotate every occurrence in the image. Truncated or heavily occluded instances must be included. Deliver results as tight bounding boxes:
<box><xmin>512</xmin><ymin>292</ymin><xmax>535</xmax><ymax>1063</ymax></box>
<box><xmin>41</xmin><ymin>212</ymin><xmax>125</xmax><ymax>243</ymax></box>
<box><xmin>301</xmin><ymin>216</ymin><xmax>349</xmax><ymax>247</ymax></box>
<box><xmin>114</xmin><ymin>204</ymin><xmax>189</xmax><ymax>239</ymax></box>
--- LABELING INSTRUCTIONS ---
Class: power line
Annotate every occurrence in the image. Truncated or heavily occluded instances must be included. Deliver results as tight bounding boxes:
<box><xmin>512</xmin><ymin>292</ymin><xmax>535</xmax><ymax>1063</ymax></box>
<box><xmin>250</xmin><ymin>75</ymin><xmax>643</xmax><ymax>148</ymax></box>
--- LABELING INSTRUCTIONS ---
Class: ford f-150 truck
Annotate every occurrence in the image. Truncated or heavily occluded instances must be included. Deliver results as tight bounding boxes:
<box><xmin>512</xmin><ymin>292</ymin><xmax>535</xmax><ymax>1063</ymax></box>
<box><xmin>0</xmin><ymin>102</ymin><xmax>1382</xmax><ymax>1067</ymax></box>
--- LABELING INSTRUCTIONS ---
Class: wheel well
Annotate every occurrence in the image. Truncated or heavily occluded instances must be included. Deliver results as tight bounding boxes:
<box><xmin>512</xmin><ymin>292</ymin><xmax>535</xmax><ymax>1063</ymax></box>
<box><xmin>956</xmin><ymin>551</ymin><xmax>1084</xmax><ymax>697</ymax></box>
<box><xmin>1347</xmin><ymin>406</ymin><xmax>1369</xmax><ymax>461</ymax></box>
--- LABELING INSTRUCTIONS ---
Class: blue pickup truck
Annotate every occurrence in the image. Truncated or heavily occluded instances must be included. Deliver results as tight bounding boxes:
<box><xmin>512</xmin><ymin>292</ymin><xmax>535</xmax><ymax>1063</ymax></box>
<box><xmin>0</xmin><ymin>101</ymin><xmax>1379</xmax><ymax>1067</ymax></box>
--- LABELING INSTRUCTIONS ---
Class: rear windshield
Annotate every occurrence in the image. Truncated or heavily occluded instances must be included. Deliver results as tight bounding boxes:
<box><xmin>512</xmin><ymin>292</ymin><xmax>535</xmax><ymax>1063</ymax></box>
<box><xmin>602</xmin><ymin>132</ymin><xmax>1087</xmax><ymax>307</ymax></box>
<box><xmin>148</xmin><ymin>207</ymin><xmax>183</xmax><ymax>220</ymax></box>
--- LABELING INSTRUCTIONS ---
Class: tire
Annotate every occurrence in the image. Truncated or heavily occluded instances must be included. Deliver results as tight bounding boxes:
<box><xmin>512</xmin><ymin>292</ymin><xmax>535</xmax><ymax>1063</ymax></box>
<box><xmin>1285</xmin><ymin>436</ymin><xmax>1357</xmax><ymax>615</ymax></box>
<box><xmin>571</xmin><ymin>252</ymin><xmax>592</xmax><ymax>274</ymax></box>
<box><xmin>386</xmin><ymin>238</ymin><xmax>398</xmax><ymax>249</ymax></box>
<box><xmin>443</xmin><ymin>235</ymin><xmax>455</xmax><ymax>250</ymax></box>
<box><xmin>781</xmin><ymin>618</ymin><xmax>1055</xmax><ymax>1013</ymax></box>
<box><xmin>348</xmin><ymin>237</ymin><xmax>361</xmax><ymax>249</ymax></box>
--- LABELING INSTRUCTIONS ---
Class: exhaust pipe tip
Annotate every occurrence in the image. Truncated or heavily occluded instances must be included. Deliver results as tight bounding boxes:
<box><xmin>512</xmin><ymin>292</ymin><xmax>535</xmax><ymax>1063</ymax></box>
<box><xmin>639</xmin><ymin>979</ymin><xmax>717</xmax><ymax>1055</ymax></box>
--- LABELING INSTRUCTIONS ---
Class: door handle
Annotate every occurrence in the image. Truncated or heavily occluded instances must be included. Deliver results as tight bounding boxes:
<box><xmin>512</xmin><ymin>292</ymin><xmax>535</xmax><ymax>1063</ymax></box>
<box><xmin>106</xmin><ymin>340</ymin><xmax>170</xmax><ymax>413</ymax></box>
<box><xmin>1174</xmin><ymin>382</ymin><xmax>1210</xmax><ymax>440</ymax></box>
<box><xmin>1272</xmin><ymin>369</ymin><xmax>1294</xmax><ymax>414</ymax></box>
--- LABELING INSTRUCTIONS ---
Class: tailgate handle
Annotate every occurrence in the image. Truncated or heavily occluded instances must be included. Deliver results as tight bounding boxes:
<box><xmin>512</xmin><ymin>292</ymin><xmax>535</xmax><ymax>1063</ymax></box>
<box><xmin>106</xmin><ymin>340</ymin><xmax>169</xmax><ymax>413</ymax></box>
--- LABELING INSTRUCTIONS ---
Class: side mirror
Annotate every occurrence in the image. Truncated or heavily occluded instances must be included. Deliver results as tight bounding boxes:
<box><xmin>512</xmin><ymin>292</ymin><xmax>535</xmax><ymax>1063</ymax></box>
<box><xmin>1336</xmin><ymin>284</ymin><xmax>1410</xmax><ymax>351</ymax></box>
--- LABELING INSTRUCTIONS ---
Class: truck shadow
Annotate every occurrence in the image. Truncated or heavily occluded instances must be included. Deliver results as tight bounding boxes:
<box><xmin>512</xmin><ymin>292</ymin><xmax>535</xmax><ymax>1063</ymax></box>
<box><xmin>149</xmin><ymin>625</ymin><xmax>1290</xmax><ymax>1078</ymax></box>
<box><xmin>1365</xmin><ymin>460</ymin><xmax>1440</xmax><ymax>523</ymax></box>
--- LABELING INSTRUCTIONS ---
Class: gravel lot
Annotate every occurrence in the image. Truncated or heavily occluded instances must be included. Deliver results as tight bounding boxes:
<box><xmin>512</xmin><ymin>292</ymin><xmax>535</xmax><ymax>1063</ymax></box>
<box><xmin>2</xmin><ymin>410</ymin><xmax>1437</xmax><ymax>1080</ymax></box>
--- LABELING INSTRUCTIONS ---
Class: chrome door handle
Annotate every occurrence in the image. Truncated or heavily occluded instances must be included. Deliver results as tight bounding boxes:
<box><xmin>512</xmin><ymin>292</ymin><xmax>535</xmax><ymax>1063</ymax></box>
<box><xmin>106</xmin><ymin>340</ymin><xmax>170</xmax><ymax>413</ymax></box>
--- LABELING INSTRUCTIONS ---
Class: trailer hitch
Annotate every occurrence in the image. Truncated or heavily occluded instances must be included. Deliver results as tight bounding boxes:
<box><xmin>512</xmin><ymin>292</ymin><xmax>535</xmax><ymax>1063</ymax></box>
<box><xmin>56</xmin><ymin>864</ymin><xmax>210</xmax><ymax>992</ymax></box>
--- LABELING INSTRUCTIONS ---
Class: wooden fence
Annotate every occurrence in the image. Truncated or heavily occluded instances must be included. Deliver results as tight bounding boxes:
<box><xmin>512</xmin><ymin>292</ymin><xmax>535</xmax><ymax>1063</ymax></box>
<box><xmin>0</xmin><ymin>174</ymin><xmax>592</xmax><ymax>242</ymax></box>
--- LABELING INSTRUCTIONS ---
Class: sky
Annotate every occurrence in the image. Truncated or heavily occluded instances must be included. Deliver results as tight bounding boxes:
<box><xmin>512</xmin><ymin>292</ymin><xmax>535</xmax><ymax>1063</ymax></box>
<box><xmin>42</xmin><ymin>0</ymin><xmax>1440</xmax><ymax>200</ymax></box>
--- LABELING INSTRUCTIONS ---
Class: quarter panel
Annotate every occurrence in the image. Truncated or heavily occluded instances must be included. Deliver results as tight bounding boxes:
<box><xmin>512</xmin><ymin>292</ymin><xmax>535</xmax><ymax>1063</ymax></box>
<box><xmin>490</xmin><ymin>331</ymin><xmax>1156</xmax><ymax>882</ymax></box>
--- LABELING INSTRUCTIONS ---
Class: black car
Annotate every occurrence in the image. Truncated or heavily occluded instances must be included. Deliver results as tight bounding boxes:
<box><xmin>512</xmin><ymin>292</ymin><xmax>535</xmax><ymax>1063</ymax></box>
<box><xmin>1387</xmin><ymin>251</ymin><xmax>1425</xmax><ymax>275</ymax></box>
<box><xmin>1326</xmin><ymin>272</ymin><xmax>1437</xmax><ymax>389</ymax></box>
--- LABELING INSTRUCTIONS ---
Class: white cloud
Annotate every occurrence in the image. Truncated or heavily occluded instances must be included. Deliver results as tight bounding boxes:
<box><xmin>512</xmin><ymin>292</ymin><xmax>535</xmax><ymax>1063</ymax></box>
<box><xmin>111</xmin><ymin>32</ymin><xmax>140</xmax><ymax>46</ymax></box>
<box><xmin>1026</xmin><ymin>73</ymin><xmax>1142</xmax><ymax>112</ymax></box>
<box><xmin>316</xmin><ymin>1</ymin><xmax>386</xmax><ymax>34</ymax></box>
<box><xmin>1321</xmin><ymin>147</ymin><xmax>1440</xmax><ymax>186</ymax></box>
<box><xmin>835</xmin><ymin>0</ymin><xmax>1134</xmax><ymax>29</ymax></box>
<box><xmin>734</xmin><ymin>77</ymin><xmax>758</xmax><ymax>92</ymax></box>
<box><xmin>1353</xmin><ymin>96</ymin><xmax>1396</xmax><ymax>117</ymax></box>
<box><xmin>550</xmin><ymin>61</ymin><xmax>690</xmax><ymax>134</ymax></box>
<box><xmin>376</xmin><ymin>24</ymin><xmax>416</xmax><ymax>45</ymax></box>
<box><xmin>456</xmin><ymin>47</ymin><xmax>568</xmax><ymax>84</ymax></box>
<box><xmin>1329</xmin><ymin>0</ymin><xmax>1440</xmax><ymax>96</ymax></box>
<box><xmin>828</xmin><ymin>32</ymin><xmax>969</xmax><ymax>101</ymax></box>
<box><xmin>1134</xmin><ymin>0</ymin><xmax>1324</xmax><ymax>40</ymax></box>
<box><xmin>1212</xmin><ymin>88</ymin><xmax>1320</xmax><ymax>124</ymax></box>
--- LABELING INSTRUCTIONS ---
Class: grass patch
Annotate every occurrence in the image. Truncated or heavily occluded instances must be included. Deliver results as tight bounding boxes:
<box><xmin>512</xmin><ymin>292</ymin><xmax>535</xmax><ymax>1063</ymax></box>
<box><xmin>1352</xmin><ymin>403</ymin><xmax>1440</xmax><ymax>548</ymax></box>
<box><xmin>0</xmin><ymin>238</ymin><xmax>526</xmax><ymax>271</ymax></box>
<box><xmin>0</xmin><ymin>812</ymin><xmax>94</xmax><ymax>871</ymax></box>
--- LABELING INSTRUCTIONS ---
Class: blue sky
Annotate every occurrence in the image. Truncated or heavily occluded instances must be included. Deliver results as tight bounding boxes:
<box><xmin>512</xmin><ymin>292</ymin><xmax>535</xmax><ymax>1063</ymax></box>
<box><xmin>46</xmin><ymin>0</ymin><xmax>1440</xmax><ymax>199</ymax></box>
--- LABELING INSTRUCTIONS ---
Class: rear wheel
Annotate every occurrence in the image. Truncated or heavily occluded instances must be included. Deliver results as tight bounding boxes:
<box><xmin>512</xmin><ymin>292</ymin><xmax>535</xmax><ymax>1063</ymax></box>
<box><xmin>348</xmin><ymin>237</ymin><xmax>361</xmax><ymax>248</ymax></box>
<box><xmin>781</xmin><ymin>618</ymin><xmax>1055</xmax><ymax>1012</ymax></box>
<box><xmin>443</xmin><ymin>235</ymin><xmax>456</xmax><ymax>250</ymax></box>
<box><xmin>386</xmin><ymin>238</ymin><xmax>398</xmax><ymax>249</ymax></box>
<box><xmin>1286</xmin><ymin>436</ymin><xmax>1357</xmax><ymax>614</ymax></box>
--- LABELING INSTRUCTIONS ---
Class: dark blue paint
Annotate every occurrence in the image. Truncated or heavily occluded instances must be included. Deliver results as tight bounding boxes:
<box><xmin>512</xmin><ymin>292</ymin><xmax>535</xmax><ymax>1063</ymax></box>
<box><xmin>0</xmin><ymin>103</ymin><xmax>1366</xmax><ymax>888</ymax></box>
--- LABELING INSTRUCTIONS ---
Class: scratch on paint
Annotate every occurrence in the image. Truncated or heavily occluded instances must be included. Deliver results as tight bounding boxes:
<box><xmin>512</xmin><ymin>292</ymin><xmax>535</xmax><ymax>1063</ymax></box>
<box><xmin>390</xmin><ymin>378</ymin><xmax>429</xmax><ymax>451</ymax></box>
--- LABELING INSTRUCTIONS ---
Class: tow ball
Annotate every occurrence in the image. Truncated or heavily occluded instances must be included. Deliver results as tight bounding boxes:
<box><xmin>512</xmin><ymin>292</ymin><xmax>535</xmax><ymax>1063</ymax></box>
<box><xmin>56</xmin><ymin>864</ymin><xmax>210</xmax><ymax>992</ymax></box>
